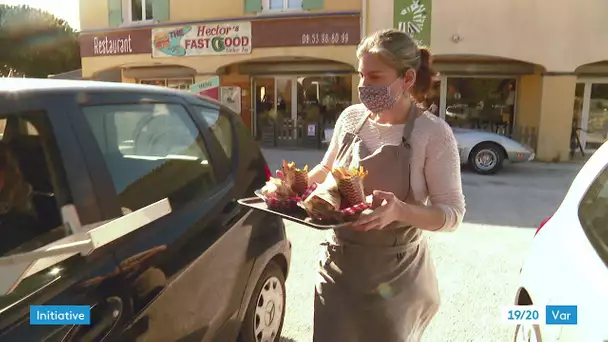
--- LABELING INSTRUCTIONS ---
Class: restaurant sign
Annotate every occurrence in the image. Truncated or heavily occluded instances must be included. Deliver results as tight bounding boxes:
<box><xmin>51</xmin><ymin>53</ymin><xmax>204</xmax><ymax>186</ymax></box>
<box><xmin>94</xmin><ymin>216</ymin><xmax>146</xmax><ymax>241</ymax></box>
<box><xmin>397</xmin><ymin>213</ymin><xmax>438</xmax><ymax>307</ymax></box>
<box><xmin>79</xmin><ymin>28</ymin><xmax>152</xmax><ymax>57</ymax></box>
<box><xmin>152</xmin><ymin>22</ymin><xmax>252</xmax><ymax>58</ymax></box>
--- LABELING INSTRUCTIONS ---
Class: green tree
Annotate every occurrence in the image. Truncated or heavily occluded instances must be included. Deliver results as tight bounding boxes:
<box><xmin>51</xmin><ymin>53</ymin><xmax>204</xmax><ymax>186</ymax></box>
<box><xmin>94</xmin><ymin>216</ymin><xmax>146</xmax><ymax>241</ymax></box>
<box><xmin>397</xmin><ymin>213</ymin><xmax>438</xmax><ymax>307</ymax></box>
<box><xmin>0</xmin><ymin>4</ymin><xmax>80</xmax><ymax>78</ymax></box>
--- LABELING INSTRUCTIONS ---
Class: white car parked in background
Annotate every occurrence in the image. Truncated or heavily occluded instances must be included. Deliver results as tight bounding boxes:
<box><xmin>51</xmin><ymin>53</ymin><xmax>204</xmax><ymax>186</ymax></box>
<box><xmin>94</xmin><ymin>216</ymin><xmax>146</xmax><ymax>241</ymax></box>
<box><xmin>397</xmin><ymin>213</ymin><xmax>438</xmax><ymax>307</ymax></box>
<box><xmin>452</xmin><ymin>128</ymin><xmax>535</xmax><ymax>175</ymax></box>
<box><xmin>514</xmin><ymin>141</ymin><xmax>608</xmax><ymax>342</ymax></box>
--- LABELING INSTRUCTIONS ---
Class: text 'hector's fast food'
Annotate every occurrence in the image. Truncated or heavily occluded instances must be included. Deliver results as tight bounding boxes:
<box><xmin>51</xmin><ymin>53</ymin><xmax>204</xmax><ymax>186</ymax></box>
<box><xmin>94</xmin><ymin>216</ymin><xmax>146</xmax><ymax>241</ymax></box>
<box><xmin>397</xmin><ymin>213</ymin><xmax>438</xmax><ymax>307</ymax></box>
<box><xmin>185</xmin><ymin>24</ymin><xmax>250</xmax><ymax>52</ymax></box>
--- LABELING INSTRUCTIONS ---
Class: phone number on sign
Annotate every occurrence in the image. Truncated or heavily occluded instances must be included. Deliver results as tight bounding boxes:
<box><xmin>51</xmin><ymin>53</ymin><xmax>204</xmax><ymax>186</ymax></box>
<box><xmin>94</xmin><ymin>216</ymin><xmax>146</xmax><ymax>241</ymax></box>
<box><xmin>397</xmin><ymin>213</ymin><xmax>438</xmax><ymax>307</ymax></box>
<box><xmin>301</xmin><ymin>32</ymin><xmax>349</xmax><ymax>45</ymax></box>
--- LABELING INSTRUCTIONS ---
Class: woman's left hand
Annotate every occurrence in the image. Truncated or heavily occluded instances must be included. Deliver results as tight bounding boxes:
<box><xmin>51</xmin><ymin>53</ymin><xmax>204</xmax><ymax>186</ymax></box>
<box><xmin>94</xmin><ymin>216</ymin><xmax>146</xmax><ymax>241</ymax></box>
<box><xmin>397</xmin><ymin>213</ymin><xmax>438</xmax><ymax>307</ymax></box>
<box><xmin>350</xmin><ymin>190</ymin><xmax>404</xmax><ymax>231</ymax></box>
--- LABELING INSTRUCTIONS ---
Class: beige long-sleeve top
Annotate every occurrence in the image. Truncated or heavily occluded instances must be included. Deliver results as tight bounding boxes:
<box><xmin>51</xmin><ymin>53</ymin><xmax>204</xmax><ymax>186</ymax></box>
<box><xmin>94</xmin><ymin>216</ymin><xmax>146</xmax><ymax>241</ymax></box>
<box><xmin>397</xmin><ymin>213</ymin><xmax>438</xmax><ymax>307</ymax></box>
<box><xmin>321</xmin><ymin>104</ymin><xmax>466</xmax><ymax>231</ymax></box>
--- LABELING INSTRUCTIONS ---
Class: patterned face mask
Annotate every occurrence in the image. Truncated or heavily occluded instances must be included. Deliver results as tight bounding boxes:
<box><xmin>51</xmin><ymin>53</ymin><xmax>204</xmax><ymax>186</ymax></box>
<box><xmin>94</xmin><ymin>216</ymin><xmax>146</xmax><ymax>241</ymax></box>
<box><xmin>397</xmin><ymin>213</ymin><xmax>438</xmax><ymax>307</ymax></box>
<box><xmin>358</xmin><ymin>78</ymin><xmax>403</xmax><ymax>114</ymax></box>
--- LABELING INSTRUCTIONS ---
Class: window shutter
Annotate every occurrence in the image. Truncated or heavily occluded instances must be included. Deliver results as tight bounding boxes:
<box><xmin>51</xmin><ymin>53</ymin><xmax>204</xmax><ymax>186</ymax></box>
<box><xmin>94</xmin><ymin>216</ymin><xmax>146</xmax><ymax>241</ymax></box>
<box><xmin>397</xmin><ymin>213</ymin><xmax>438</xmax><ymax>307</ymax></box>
<box><xmin>244</xmin><ymin>0</ymin><xmax>262</xmax><ymax>13</ymax></box>
<box><xmin>302</xmin><ymin>0</ymin><xmax>323</xmax><ymax>10</ymax></box>
<box><xmin>108</xmin><ymin>0</ymin><xmax>123</xmax><ymax>27</ymax></box>
<box><xmin>153</xmin><ymin>0</ymin><xmax>170</xmax><ymax>22</ymax></box>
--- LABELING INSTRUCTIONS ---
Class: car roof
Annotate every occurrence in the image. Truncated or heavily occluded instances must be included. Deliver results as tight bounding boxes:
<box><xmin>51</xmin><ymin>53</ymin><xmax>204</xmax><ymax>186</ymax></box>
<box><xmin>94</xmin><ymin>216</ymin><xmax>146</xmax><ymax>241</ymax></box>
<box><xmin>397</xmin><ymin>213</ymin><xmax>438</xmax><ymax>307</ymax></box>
<box><xmin>0</xmin><ymin>78</ymin><xmax>222</xmax><ymax>106</ymax></box>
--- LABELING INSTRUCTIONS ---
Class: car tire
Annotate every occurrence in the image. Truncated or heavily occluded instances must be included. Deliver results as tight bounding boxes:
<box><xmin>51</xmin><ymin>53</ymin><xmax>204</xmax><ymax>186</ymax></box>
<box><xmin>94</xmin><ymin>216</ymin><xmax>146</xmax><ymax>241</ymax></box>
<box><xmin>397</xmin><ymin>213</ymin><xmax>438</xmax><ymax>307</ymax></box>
<box><xmin>514</xmin><ymin>322</ymin><xmax>542</xmax><ymax>342</ymax></box>
<box><xmin>469</xmin><ymin>142</ymin><xmax>504</xmax><ymax>175</ymax></box>
<box><xmin>239</xmin><ymin>261</ymin><xmax>286</xmax><ymax>342</ymax></box>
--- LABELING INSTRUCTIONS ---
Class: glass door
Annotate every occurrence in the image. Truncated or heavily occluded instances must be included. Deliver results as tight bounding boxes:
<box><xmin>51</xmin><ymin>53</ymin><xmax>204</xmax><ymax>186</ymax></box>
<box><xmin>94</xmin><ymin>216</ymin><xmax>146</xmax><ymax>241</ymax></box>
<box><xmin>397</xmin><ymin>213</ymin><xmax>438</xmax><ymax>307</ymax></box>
<box><xmin>274</xmin><ymin>77</ymin><xmax>298</xmax><ymax>141</ymax></box>
<box><xmin>579</xmin><ymin>80</ymin><xmax>608</xmax><ymax>152</ymax></box>
<box><xmin>253</xmin><ymin>77</ymin><xmax>274</xmax><ymax>140</ymax></box>
<box><xmin>586</xmin><ymin>83</ymin><xmax>608</xmax><ymax>150</ymax></box>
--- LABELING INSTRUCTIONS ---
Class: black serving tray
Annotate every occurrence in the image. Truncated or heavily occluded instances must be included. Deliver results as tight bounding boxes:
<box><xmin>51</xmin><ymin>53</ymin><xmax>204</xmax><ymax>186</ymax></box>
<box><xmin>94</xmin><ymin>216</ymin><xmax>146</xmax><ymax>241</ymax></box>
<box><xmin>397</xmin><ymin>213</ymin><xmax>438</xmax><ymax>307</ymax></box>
<box><xmin>237</xmin><ymin>196</ymin><xmax>359</xmax><ymax>230</ymax></box>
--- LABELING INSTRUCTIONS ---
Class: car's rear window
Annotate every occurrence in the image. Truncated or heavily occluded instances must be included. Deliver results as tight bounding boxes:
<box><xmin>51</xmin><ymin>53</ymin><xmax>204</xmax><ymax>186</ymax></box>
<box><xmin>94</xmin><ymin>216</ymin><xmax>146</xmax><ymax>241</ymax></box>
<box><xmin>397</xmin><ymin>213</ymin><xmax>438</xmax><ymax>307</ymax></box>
<box><xmin>578</xmin><ymin>165</ymin><xmax>608</xmax><ymax>265</ymax></box>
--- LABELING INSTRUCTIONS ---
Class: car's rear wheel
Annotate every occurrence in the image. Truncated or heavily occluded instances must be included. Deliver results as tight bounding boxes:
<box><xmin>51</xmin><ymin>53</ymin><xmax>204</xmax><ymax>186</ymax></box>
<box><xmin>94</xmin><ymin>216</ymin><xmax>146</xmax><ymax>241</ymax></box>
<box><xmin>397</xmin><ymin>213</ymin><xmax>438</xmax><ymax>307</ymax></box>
<box><xmin>469</xmin><ymin>142</ymin><xmax>504</xmax><ymax>175</ymax></box>
<box><xmin>514</xmin><ymin>322</ymin><xmax>542</xmax><ymax>342</ymax></box>
<box><xmin>240</xmin><ymin>261</ymin><xmax>286</xmax><ymax>342</ymax></box>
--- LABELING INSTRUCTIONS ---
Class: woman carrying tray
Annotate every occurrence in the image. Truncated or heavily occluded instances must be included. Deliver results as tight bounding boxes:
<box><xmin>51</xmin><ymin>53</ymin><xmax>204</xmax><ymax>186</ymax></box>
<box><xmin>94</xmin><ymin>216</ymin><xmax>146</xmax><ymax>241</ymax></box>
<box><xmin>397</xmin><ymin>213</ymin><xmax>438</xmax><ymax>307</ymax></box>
<box><xmin>305</xmin><ymin>29</ymin><xmax>466</xmax><ymax>341</ymax></box>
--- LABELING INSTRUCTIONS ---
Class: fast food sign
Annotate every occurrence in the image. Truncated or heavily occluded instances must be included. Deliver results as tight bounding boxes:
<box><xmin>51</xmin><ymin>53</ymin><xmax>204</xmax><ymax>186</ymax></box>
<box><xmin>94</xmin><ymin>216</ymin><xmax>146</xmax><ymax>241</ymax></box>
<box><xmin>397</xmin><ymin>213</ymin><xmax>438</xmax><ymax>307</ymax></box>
<box><xmin>152</xmin><ymin>22</ymin><xmax>252</xmax><ymax>57</ymax></box>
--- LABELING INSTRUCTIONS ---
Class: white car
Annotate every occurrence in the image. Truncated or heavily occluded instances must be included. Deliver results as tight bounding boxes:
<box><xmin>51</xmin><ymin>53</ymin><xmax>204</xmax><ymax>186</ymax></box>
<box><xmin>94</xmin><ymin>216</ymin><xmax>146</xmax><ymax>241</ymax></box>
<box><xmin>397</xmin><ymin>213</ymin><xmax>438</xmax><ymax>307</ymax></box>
<box><xmin>514</xmin><ymin>141</ymin><xmax>608</xmax><ymax>342</ymax></box>
<box><xmin>452</xmin><ymin>128</ymin><xmax>535</xmax><ymax>175</ymax></box>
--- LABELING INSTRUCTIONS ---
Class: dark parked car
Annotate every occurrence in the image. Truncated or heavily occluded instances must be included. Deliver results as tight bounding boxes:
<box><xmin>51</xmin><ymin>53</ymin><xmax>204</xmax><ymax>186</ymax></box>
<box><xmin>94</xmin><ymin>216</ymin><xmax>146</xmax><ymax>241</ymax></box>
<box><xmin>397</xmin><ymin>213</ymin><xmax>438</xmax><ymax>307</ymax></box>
<box><xmin>0</xmin><ymin>78</ymin><xmax>291</xmax><ymax>342</ymax></box>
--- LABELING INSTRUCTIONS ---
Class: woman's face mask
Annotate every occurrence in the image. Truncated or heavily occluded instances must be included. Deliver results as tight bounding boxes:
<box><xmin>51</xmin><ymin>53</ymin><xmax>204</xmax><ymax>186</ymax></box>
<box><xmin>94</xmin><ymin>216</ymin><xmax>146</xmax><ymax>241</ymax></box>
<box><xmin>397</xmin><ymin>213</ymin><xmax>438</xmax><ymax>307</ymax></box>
<box><xmin>358</xmin><ymin>78</ymin><xmax>403</xmax><ymax>114</ymax></box>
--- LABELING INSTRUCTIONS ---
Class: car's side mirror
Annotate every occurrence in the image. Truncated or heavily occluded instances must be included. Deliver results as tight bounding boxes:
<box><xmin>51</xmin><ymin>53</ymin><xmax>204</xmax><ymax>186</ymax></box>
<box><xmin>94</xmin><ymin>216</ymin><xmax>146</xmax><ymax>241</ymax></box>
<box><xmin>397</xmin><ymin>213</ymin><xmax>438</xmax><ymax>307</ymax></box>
<box><xmin>0</xmin><ymin>198</ymin><xmax>172</xmax><ymax>295</ymax></box>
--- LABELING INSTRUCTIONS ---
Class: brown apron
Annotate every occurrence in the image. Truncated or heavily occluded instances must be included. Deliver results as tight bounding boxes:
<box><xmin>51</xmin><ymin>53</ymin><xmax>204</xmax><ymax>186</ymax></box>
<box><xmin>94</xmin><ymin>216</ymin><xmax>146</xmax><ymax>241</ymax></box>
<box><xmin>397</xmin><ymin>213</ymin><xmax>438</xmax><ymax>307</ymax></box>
<box><xmin>313</xmin><ymin>105</ymin><xmax>440</xmax><ymax>342</ymax></box>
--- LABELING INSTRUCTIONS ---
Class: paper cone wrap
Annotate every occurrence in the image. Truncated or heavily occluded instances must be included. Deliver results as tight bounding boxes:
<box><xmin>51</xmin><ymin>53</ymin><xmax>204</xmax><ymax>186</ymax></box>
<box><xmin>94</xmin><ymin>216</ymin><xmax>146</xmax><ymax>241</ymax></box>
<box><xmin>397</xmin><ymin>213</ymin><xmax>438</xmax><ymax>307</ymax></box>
<box><xmin>337</xmin><ymin>175</ymin><xmax>365</xmax><ymax>207</ymax></box>
<box><xmin>281</xmin><ymin>160</ymin><xmax>309</xmax><ymax>195</ymax></box>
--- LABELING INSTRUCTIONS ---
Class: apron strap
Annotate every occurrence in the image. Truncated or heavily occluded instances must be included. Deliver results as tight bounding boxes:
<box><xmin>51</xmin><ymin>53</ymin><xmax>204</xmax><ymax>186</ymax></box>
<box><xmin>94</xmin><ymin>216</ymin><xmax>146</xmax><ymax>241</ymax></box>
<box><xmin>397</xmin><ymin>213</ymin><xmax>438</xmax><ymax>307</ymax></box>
<box><xmin>401</xmin><ymin>104</ymin><xmax>421</xmax><ymax>146</ymax></box>
<box><xmin>353</xmin><ymin>110</ymin><xmax>371</xmax><ymax>135</ymax></box>
<box><xmin>400</xmin><ymin>104</ymin><xmax>423</xmax><ymax>203</ymax></box>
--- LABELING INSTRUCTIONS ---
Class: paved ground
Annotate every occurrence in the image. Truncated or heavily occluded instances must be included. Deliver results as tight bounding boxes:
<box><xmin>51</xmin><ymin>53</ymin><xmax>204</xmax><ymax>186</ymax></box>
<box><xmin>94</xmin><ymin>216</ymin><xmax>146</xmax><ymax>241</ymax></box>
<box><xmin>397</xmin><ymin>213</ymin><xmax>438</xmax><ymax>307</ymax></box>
<box><xmin>262</xmin><ymin>148</ymin><xmax>582</xmax><ymax>342</ymax></box>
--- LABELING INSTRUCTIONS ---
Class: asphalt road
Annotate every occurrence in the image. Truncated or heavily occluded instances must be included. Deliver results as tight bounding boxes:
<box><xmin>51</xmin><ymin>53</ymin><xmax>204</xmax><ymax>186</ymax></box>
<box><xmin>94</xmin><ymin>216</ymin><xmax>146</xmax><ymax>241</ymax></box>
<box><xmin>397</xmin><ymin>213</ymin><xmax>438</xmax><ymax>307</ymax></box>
<box><xmin>263</xmin><ymin>148</ymin><xmax>582</xmax><ymax>342</ymax></box>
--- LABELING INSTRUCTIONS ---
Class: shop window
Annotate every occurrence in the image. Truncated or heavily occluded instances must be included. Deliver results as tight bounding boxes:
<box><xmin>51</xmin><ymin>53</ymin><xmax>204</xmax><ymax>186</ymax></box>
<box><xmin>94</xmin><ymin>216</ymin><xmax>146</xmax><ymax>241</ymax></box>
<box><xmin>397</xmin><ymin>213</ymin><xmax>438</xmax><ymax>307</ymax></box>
<box><xmin>424</xmin><ymin>80</ymin><xmax>440</xmax><ymax>116</ymax></box>
<box><xmin>140</xmin><ymin>79</ymin><xmax>167</xmax><ymax>87</ymax></box>
<box><xmin>445</xmin><ymin>77</ymin><xmax>516</xmax><ymax>136</ymax></box>
<box><xmin>140</xmin><ymin>78</ymin><xmax>193</xmax><ymax>91</ymax></box>
<box><xmin>82</xmin><ymin>103</ymin><xmax>217</xmax><ymax>212</ymax></box>
<box><xmin>168</xmin><ymin>79</ymin><xmax>194</xmax><ymax>91</ymax></box>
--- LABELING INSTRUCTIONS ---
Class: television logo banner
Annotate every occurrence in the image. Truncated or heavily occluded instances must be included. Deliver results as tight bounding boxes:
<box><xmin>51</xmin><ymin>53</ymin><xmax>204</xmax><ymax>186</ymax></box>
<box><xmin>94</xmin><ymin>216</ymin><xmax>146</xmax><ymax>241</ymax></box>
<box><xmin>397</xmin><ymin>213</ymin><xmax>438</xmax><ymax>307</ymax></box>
<box><xmin>30</xmin><ymin>305</ymin><xmax>91</xmax><ymax>325</ymax></box>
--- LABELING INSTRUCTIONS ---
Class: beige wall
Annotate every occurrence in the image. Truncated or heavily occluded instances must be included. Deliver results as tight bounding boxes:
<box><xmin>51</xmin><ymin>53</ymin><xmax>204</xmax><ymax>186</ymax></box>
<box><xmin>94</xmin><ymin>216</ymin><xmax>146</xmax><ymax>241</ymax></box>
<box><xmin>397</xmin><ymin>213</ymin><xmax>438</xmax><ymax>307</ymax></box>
<box><xmin>535</xmin><ymin>76</ymin><xmax>577</xmax><ymax>161</ymax></box>
<box><xmin>79</xmin><ymin>0</ymin><xmax>108</xmax><ymax>30</ymax></box>
<box><xmin>80</xmin><ymin>0</ymin><xmax>361</xmax><ymax>31</ymax></box>
<box><xmin>515</xmin><ymin>75</ymin><xmax>542</xmax><ymax>129</ymax></box>
<box><xmin>367</xmin><ymin>0</ymin><xmax>608</xmax><ymax>72</ymax></box>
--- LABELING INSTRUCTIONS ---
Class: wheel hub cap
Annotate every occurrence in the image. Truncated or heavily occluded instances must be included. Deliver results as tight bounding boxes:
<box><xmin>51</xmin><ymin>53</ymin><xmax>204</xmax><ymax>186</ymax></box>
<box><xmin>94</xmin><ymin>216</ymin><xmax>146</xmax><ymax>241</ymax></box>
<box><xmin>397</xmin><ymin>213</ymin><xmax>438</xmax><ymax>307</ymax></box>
<box><xmin>264</xmin><ymin>301</ymin><xmax>276</xmax><ymax>325</ymax></box>
<box><xmin>475</xmin><ymin>149</ymin><xmax>498</xmax><ymax>170</ymax></box>
<box><xmin>253</xmin><ymin>276</ymin><xmax>284</xmax><ymax>342</ymax></box>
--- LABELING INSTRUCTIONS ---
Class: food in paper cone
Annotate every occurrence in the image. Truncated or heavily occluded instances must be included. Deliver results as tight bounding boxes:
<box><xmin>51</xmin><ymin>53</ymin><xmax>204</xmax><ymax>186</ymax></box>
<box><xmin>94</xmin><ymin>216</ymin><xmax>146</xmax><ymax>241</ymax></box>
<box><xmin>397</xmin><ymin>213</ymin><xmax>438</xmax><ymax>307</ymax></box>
<box><xmin>332</xmin><ymin>166</ymin><xmax>368</xmax><ymax>207</ymax></box>
<box><xmin>261</xmin><ymin>177</ymin><xmax>296</xmax><ymax>200</ymax></box>
<box><xmin>281</xmin><ymin>160</ymin><xmax>309</xmax><ymax>195</ymax></box>
<box><xmin>301</xmin><ymin>176</ymin><xmax>342</xmax><ymax>217</ymax></box>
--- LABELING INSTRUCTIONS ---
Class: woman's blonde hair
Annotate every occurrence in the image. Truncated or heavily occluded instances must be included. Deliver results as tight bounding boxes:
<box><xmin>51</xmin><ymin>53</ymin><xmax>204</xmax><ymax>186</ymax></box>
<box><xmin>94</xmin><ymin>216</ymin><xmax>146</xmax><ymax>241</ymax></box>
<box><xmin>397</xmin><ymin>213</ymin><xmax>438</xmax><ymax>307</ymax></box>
<box><xmin>357</xmin><ymin>29</ymin><xmax>435</xmax><ymax>102</ymax></box>
<box><xmin>0</xmin><ymin>142</ymin><xmax>33</xmax><ymax>214</ymax></box>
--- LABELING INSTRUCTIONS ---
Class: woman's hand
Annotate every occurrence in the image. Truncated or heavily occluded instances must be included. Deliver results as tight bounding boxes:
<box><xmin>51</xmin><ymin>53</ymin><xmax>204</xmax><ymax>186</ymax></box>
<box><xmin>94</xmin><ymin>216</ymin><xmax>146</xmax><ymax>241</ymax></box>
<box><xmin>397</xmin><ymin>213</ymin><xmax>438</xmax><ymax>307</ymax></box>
<box><xmin>350</xmin><ymin>190</ymin><xmax>404</xmax><ymax>231</ymax></box>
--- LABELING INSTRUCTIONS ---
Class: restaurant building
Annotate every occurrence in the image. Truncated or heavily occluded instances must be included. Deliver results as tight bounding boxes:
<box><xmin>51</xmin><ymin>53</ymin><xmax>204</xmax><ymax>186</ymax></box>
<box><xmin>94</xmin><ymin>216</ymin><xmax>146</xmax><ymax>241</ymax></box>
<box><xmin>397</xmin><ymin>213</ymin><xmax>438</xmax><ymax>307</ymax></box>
<box><xmin>79</xmin><ymin>0</ymin><xmax>362</xmax><ymax>149</ymax></box>
<box><xmin>79</xmin><ymin>0</ymin><xmax>608</xmax><ymax>160</ymax></box>
<box><xmin>378</xmin><ymin>0</ymin><xmax>608</xmax><ymax>161</ymax></box>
